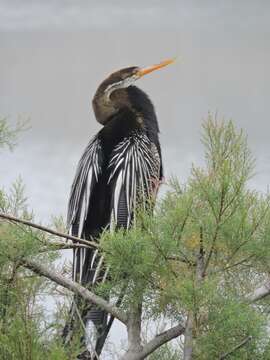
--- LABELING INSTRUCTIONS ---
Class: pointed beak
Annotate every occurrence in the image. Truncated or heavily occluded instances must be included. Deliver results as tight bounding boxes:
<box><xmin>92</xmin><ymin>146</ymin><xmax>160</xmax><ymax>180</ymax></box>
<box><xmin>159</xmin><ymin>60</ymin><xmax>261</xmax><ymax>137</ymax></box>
<box><xmin>136</xmin><ymin>58</ymin><xmax>176</xmax><ymax>78</ymax></box>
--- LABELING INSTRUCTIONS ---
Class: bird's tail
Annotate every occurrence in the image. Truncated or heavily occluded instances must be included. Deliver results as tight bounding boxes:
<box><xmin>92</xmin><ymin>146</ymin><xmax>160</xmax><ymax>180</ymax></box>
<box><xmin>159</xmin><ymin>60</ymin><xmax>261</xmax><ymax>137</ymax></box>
<box><xmin>63</xmin><ymin>246</ymin><xmax>110</xmax><ymax>358</ymax></box>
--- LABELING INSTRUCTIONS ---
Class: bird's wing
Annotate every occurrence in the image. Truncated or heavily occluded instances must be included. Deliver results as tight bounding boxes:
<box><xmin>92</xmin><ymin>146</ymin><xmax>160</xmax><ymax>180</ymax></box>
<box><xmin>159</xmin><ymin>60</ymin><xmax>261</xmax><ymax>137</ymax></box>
<box><xmin>67</xmin><ymin>135</ymin><xmax>103</xmax><ymax>238</ymax></box>
<box><xmin>108</xmin><ymin>130</ymin><xmax>161</xmax><ymax>229</ymax></box>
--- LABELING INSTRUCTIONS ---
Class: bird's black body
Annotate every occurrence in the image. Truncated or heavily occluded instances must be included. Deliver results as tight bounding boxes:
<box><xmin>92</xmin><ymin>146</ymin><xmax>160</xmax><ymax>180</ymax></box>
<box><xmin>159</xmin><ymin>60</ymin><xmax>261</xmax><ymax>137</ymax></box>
<box><xmin>83</xmin><ymin>105</ymin><xmax>160</xmax><ymax>236</ymax></box>
<box><xmin>65</xmin><ymin>61</ymin><xmax>169</xmax><ymax>358</ymax></box>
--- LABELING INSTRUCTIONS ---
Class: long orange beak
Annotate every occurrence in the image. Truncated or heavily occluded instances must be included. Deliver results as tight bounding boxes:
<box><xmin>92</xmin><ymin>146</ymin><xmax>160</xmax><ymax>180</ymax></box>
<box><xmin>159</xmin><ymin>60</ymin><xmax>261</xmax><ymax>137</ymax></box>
<box><xmin>137</xmin><ymin>58</ymin><xmax>176</xmax><ymax>77</ymax></box>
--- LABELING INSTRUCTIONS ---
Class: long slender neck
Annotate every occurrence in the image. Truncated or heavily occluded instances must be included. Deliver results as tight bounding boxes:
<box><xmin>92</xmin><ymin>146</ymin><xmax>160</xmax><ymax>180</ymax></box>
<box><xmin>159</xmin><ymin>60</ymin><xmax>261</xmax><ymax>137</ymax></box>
<box><xmin>92</xmin><ymin>85</ymin><xmax>159</xmax><ymax>138</ymax></box>
<box><xmin>127</xmin><ymin>86</ymin><xmax>160</xmax><ymax>135</ymax></box>
<box><xmin>92</xmin><ymin>92</ymin><xmax>117</xmax><ymax>125</ymax></box>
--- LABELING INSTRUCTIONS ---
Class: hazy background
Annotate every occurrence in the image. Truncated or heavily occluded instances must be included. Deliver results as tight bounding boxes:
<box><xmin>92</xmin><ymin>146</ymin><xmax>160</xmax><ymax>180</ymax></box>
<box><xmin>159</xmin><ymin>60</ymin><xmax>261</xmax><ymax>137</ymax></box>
<box><xmin>1</xmin><ymin>0</ymin><xmax>270</xmax><ymax>355</ymax></box>
<box><xmin>1</xmin><ymin>0</ymin><xmax>270</xmax><ymax>221</ymax></box>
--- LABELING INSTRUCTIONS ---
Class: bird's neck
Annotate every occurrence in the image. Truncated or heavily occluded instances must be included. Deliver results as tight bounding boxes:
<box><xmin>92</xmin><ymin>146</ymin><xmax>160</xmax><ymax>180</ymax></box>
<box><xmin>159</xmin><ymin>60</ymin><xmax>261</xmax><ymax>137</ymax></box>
<box><xmin>100</xmin><ymin>107</ymin><xmax>141</xmax><ymax>143</ymax></box>
<box><xmin>92</xmin><ymin>86</ymin><xmax>159</xmax><ymax>137</ymax></box>
<box><xmin>127</xmin><ymin>86</ymin><xmax>160</xmax><ymax>135</ymax></box>
<box><xmin>92</xmin><ymin>93</ymin><xmax>117</xmax><ymax>125</ymax></box>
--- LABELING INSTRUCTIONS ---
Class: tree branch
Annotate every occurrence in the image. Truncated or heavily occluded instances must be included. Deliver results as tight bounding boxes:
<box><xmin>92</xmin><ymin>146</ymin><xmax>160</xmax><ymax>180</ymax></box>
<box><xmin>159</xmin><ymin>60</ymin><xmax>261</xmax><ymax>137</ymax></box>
<box><xmin>139</xmin><ymin>323</ymin><xmax>185</xmax><ymax>359</ymax></box>
<box><xmin>21</xmin><ymin>257</ymin><xmax>127</xmax><ymax>325</ymax></box>
<box><xmin>247</xmin><ymin>279</ymin><xmax>270</xmax><ymax>303</ymax></box>
<box><xmin>39</xmin><ymin>242</ymin><xmax>91</xmax><ymax>253</ymax></box>
<box><xmin>183</xmin><ymin>315</ymin><xmax>193</xmax><ymax>360</ymax></box>
<box><xmin>219</xmin><ymin>336</ymin><xmax>252</xmax><ymax>359</ymax></box>
<box><xmin>0</xmin><ymin>212</ymin><xmax>98</xmax><ymax>249</ymax></box>
<box><xmin>123</xmin><ymin>302</ymin><xmax>143</xmax><ymax>360</ymax></box>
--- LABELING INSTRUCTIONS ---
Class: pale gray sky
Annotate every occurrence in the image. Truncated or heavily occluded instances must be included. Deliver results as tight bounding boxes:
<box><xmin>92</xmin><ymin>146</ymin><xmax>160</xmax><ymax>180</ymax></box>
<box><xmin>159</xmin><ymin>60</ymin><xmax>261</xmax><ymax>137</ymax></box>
<box><xmin>1</xmin><ymin>1</ymin><xmax>270</xmax><ymax>356</ymax></box>
<box><xmin>1</xmin><ymin>1</ymin><xmax>270</xmax><ymax>221</ymax></box>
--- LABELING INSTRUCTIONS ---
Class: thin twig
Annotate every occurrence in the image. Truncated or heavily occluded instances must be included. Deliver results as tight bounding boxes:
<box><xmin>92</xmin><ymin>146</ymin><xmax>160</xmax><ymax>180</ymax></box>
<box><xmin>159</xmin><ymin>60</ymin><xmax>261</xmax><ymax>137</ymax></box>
<box><xmin>151</xmin><ymin>238</ymin><xmax>178</xmax><ymax>278</ymax></box>
<box><xmin>192</xmin><ymin>167</ymin><xmax>218</xmax><ymax>221</ymax></box>
<box><xmin>204</xmin><ymin>178</ymin><xmax>226</xmax><ymax>272</ymax></box>
<box><xmin>0</xmin><ymin>212</ymin><xmax>98</xmax><ymax>249</ymax></box>
<box><xmin>175</xmin><ymin>199</ymin><xmax>193</xmax><ymax>247</ymax></box>
<box><xmin>225</xmin><ymin>204</ymin><xmax>270</xmax><ymax>266</ymax></box>
<box><xmin>220</xmin><ymin>255</ymin><xmax>255</xmax><ymax>273</ymax></box>
<box><xmin>39</xmin><ymin>243</ymin><xmax>91</xmax><ymax>252</ymax></box>
<box><xmin>219</xmin><ymin>336</ymin><xmax>252</xmax><ymax>359</ymax></box>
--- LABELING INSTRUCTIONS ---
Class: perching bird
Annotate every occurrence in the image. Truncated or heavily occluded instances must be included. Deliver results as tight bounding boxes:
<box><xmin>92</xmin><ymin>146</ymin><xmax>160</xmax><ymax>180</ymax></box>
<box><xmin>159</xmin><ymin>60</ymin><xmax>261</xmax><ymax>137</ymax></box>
<box><xmin>65</xmin><ymin>58</ymin><xmax>174</xmax><ymax>359</ymax></box>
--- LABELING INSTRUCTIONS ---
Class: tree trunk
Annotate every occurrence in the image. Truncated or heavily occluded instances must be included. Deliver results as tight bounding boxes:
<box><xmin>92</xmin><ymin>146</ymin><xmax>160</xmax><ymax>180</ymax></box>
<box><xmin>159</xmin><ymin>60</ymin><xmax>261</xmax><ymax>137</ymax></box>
<box><xmin>121</xmin><ymin>302</ymin><xmax>143</xmax><ymax>360</ymax></box>
<box><xmin>183</xmin><ymin>314</ymin><xmax>193</xmax><ymax>360</ymax></box>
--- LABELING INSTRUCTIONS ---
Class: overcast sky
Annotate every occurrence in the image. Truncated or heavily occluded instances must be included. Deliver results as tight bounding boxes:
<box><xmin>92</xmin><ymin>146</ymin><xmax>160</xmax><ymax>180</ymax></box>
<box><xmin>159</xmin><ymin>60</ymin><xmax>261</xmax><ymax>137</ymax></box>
<box><xmin>1</xmin><ymin>1</ymin><xmax>270</xmax><ymax>356</ymax></box>
<box><xmin>1</xmin><ymin>0</ymin><xmax>270</xmax><ymax>221</ymax></box>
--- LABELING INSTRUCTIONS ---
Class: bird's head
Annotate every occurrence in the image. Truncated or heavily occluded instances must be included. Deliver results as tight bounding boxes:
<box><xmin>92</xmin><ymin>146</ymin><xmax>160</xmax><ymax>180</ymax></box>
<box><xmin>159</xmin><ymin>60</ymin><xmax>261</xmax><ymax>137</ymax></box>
<box><xmin>92</xmin><ymin>58</ymin><xmax>175</xmax><ymax>125</ymax></box>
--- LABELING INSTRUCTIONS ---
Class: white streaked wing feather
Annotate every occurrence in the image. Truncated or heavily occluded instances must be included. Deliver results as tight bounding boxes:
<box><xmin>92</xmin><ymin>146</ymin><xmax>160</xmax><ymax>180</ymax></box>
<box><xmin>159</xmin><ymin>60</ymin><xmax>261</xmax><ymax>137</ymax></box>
<box><xmin>69</xmin><ymin>130</ymin><xmax>161</xmax><ymax>286</ymax></box>
<box><xmin>67</xmin><ymin>135</ymin><xmax>103</xmax><ymax>283</ymax></box>
<box><xmin>67</xmin><ymin>135</ymin><xmax>102</xmax><ymax>234</ymax></box>
<box><xmin>108</xmin><ymin>131</ymin><xmax>160</xmax><ymax>228</ymax></box>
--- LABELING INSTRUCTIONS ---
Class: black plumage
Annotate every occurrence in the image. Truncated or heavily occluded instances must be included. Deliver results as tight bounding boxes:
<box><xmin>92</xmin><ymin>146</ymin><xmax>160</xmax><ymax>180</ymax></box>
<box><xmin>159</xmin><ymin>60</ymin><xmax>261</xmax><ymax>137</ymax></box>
<box><xmin>65</xmin><ymin>59</ymin><xmax>173</xmax><ymax>358</ymax></box>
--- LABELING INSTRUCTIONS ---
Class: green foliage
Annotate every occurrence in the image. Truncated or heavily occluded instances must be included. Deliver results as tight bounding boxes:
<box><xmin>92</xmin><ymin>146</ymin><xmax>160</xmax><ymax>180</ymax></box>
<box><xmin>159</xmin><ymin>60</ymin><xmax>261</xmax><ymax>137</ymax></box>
<box><xmin>0</xmin><ymin>177</ymin><xmax>29</xmax><ymax>216</ymax></box>
<box><xmin>0</xmin><ymin>117</ymin><xmax>29</xmax><ymax>151</ymax></box>
<box><xmin>0</xmin><ymin>120</ymin><xmax>71</xmax><ymax>359</ymax></box>
<box><xmin>195</xmin><ymin>295</ymin><xmax>264</xmax><ymax>359</ymax></box>
<box><xmin>100</xmin><ymin>114</ymin><xmax>270</xmax><ymax>357</ymax></box>
<box><xmin>0</xmin><ymin>181</ymin><xmax>67</xmax><ymax>359</ymax></box>
<box><xmin>3</xmin><ymin>114</ymin><xmax>270</xmax><ymax>358</ymax></box>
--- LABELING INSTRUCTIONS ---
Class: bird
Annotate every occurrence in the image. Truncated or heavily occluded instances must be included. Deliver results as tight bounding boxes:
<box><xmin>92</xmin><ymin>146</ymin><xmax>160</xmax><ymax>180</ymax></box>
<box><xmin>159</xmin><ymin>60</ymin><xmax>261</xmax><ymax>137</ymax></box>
<box><xmin>65</xmin><ymin>58</ymin><xmax>174</xmax><ymax>359</ymax></box>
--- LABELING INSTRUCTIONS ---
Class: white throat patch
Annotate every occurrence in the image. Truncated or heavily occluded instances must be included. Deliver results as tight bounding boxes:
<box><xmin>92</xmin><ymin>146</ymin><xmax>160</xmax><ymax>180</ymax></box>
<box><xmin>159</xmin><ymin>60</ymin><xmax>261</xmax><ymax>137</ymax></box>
<box><xmin>105</xmin><ymin>74</ymin><xmax>138</xmax><ymax>98</ymax></box>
